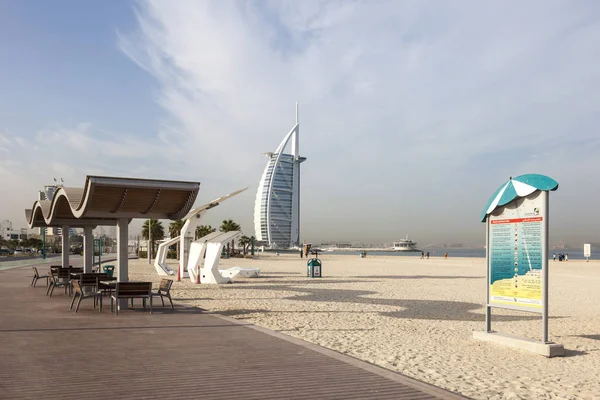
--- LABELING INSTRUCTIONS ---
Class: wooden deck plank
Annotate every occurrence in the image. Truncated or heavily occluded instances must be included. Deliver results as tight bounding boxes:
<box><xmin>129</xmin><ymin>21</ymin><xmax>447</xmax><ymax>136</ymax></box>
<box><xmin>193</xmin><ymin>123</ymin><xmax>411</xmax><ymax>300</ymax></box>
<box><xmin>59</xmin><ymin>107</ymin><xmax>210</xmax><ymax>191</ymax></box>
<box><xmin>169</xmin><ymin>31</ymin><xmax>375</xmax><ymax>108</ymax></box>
<box><xmin>0</xmin><ymin>264</ymin><xmax>467</xmax><ymax>400</ymax></box>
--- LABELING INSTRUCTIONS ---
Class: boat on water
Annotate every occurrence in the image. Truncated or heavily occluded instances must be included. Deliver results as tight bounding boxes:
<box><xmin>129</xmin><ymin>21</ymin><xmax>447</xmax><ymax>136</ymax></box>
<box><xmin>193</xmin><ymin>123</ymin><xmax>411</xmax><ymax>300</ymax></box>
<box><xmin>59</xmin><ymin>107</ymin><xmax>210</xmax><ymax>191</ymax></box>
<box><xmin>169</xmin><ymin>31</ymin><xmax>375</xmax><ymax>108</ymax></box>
<box><xmin>392</xmin><ymin>236</ymin><xmax>419</xmax><ymax>252</ymax></box>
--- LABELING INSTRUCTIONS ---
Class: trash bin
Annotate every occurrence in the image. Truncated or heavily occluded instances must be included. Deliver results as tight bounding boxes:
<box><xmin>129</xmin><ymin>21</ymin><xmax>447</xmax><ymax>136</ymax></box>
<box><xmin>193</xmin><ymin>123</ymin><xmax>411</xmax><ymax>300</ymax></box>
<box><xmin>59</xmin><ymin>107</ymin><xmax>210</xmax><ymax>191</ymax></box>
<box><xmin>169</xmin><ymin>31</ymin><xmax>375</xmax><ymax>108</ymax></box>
<box><xmin>307</xmin><ymin>258</ymin><xmax>322</xmax><ymax>278</ymax></box>
<box><xmin>103</xmin><ymin>265</ymin><xmax>115</xmax><ymax>278</ymax></box>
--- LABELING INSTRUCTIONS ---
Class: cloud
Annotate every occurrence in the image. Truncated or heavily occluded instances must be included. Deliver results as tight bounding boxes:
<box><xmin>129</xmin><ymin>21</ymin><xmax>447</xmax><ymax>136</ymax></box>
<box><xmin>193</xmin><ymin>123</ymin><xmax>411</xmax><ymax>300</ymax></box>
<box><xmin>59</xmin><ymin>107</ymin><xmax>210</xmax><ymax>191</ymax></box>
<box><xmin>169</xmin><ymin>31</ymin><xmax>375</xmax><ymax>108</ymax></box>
<box><xmin>114</xmin><ymin>0</ymin><xmax>600</xmax><ymax>244</ymax></box>
<box><xmin>0</xmin><ymin>122</ymin><xmax>189</xmax><ymax>229</ymax></box>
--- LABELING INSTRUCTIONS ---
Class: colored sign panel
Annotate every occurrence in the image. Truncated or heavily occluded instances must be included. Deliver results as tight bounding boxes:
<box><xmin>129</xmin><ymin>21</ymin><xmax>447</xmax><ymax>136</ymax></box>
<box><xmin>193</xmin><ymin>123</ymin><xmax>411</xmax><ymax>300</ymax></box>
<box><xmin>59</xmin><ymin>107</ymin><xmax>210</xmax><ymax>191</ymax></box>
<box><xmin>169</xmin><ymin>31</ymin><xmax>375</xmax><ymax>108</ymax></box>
<box><xmin>488</xmin><ymin>191</ymin><xmax>545</xmax><ymax>312</ymax></box>
<box><xmin>584</xmin><ymin>244</ymin><xmax>591</xmax><ymax>258</ymax></box>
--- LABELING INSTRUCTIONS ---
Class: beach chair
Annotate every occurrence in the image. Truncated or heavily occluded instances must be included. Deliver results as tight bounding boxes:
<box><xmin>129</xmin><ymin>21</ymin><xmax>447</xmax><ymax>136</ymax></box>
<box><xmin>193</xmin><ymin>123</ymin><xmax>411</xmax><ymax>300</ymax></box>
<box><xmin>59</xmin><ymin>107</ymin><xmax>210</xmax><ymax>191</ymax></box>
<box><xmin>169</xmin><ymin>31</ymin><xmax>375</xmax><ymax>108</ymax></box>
<box><xmin>69</xmin><ymin>280</ymin><xmax>102</xmax><ymax>313</ymax></box>
<box><xmin>151</xmin><ymin>279</ymin><xmax>174</xmax><ymax>310</ymax></box>
<box><xmin>30</xmin><ymin>267</ymin><xmax>49</xmax><ymax>287</ymax></box>
<box><xmin>47</xmin><ymin>269</ymin><xmax>71</xmax><ymax>297</ymax></box>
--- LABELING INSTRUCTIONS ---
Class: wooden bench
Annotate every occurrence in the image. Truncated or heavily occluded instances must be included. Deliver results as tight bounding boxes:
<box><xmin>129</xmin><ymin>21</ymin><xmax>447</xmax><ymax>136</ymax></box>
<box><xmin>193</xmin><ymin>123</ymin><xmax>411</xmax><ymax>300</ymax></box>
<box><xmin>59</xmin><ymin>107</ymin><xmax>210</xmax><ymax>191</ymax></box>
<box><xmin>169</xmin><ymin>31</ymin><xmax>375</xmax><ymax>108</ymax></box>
<box><xmin>110</xmin><ymin>282</ymin><xmax>153</xmax><ymax>315</ymax></box>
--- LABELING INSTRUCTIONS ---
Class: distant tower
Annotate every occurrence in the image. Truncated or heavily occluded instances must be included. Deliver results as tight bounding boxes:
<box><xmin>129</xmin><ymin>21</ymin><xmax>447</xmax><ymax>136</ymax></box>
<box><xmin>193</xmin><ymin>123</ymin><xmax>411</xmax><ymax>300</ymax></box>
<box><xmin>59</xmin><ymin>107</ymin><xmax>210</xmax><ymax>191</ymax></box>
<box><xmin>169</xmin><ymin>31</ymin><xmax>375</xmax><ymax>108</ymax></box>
<box><xmin>38</xmin><ymin>184</ymin><xmax>61</xmax><ymax>235</ymax></box>
<box><xmin>254</xmin><ymin>103</ymin><xmax>306</xmax><ymax>248</ymax></box>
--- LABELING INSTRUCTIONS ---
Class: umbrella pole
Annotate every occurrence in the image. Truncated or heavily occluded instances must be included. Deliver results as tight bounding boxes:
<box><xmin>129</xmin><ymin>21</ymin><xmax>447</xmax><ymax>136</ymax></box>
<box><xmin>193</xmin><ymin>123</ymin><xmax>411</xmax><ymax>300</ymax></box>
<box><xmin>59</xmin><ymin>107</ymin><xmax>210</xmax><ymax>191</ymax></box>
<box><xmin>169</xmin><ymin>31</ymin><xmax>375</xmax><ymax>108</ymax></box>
<box><xmin>542</xmin><ymin>190</ymin><xmax>549</xmax><ymax>343</ymax></box>
<box><xmin>485</xmin><ymin>216</ymin><xmax>492</xmax><ymax>333</ymax></box>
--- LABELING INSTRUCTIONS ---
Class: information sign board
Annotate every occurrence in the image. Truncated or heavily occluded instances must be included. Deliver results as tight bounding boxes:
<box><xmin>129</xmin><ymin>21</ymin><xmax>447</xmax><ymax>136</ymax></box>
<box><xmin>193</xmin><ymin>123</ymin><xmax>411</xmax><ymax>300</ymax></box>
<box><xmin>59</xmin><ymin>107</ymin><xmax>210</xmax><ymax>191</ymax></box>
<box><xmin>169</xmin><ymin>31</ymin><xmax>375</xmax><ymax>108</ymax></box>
<box><xmin>584</xmin><ymin>244</ymin><xmax>591</xmax><ymax>258</ymax></box>
<box><xmin>488</xmin><ymin>190</ymin><xmax>546</xmax><ymax>313</ymax></box>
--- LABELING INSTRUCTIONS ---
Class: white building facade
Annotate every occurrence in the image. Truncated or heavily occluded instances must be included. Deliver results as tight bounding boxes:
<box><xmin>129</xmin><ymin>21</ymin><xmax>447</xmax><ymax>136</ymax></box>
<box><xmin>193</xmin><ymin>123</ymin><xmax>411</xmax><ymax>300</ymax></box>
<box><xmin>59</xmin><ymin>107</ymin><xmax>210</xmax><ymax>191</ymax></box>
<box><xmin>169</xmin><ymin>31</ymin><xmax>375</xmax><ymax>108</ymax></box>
<box><xmin>0</xmin><ymin>220</ymin><xmax>28</xmax><ymax>241</ymax></box>
<box><xmin>254</xmin><ymin>104</ymin><xmax>306</xmax><ymax>248</ymax></box>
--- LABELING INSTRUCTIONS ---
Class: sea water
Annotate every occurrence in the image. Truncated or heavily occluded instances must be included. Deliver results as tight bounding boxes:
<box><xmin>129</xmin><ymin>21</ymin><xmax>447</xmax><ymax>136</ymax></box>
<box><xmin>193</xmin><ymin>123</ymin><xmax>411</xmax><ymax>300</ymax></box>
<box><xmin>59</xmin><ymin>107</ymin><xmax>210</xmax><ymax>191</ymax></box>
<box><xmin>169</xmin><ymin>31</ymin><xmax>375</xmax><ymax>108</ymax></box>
<box><xmin>331</xmin><ymin>248</ymin><xmax>592</xmax><ymax>260</ymax></box>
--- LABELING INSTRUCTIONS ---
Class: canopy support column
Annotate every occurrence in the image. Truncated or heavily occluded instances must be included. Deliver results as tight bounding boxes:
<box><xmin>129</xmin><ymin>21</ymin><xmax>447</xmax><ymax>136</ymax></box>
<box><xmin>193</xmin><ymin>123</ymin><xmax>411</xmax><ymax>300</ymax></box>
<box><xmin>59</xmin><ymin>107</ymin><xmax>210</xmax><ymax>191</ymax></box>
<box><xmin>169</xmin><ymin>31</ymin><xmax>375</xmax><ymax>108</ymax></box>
<box><xmin>83</xmin><ymin>226</ymin><xmax>93</xmax><ymax>273</ymax></box>
<box><xmin>61</xmin><ymin>225</ymin><xmax>69</xmax><ymax>269</ymax></box>
<box><xmin>117</xmin><ymin>218</ymin><xmax>129</xmax><ymax>310</ymax></box>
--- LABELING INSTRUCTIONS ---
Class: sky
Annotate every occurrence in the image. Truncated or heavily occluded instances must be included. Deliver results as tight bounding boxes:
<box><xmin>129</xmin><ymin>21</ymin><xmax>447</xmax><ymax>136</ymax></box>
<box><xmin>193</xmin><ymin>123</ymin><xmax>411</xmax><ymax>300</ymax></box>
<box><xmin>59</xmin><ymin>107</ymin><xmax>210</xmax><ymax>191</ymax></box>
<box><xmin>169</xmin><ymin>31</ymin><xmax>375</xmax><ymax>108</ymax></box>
<box><xmin>1</xmin><ymin>0</ymin><xmax>600</xmax><ymax>248</ymax></box>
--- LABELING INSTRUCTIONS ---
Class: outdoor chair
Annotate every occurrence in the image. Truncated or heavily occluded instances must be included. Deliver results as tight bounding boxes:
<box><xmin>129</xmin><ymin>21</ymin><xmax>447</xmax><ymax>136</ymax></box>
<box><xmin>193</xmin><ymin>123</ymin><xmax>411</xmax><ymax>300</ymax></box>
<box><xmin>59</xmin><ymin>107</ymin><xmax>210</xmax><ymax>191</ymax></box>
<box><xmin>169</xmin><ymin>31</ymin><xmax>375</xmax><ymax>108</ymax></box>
<box><xmin>30</xmin><ymin>267</ymin><xmax>49</xmax><ymax>287</ymax></box>
<box><xmin>50</xmin><ymin>265</ymin><xmax>72</xmax><ymax>276</ymax></box>
<box><xmin>47</xmin><ymin>269</ymin><xmax>71</xmax><ymax>297</ymax></box>
<box><xmin>69</xmin><ymin>280</ymin><xmax>102</xmax><ymax>313</ymax></box>
<box><xmin>111</xmin><ymin>282</ymin><xmax>153</xmax><ymax>315</ymax></box>
<box><xmin>76</xmin><ymin>273</ymin><xmax>112</xmax><ymax>296</ymax></box>
<box><xmin>76</xmin><ymin>273</ymin><xmax>101</xmax><ymax>290</ymax></box>
<box><xmin>151</xmin><ymin>279</ymin><xmax>174</xmax><ymax>310</ymax></box>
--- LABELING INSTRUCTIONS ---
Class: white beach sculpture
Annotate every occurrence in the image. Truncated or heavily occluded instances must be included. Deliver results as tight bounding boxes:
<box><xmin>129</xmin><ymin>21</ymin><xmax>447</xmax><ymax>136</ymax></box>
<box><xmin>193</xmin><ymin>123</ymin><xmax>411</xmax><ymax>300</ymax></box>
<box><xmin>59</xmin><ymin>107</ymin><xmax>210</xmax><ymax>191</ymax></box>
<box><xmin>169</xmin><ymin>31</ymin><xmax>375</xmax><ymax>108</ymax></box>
<box><xmin>186</xmin><ymin>230</ymin><xmax>259</xmax><ymax>284</ymax></box>
<box><xmin>153</xmin><ymin>187</ymin><xmax>260</xmax><ymax>284</ymax></box>
<box><xmin>220</xmin><ymin>266</ymin><xmax>260</xmax><ymax>279</ymax></box>
<box><xmin>154</xmin><ymin>236</ymin><xmax>180</xmax><ymax>276</ymax></box>
<box><xmin>186</xmin><ymin>231</ymin><xmax>236</xmax><ymax>283</ymax></box>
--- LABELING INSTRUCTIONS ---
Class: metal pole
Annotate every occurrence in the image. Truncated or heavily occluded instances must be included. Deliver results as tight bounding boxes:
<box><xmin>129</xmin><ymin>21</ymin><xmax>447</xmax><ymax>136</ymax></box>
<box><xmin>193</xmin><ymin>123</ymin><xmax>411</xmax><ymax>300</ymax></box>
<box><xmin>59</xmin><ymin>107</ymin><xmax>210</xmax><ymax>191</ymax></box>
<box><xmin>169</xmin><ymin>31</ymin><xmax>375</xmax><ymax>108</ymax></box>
<box><xmin>542</xmin><ymin>190</ymin><xmax>549</xmax><ymax>343</ymax></box>
<box><xmin>485</xmin><ymin>216</ymin><xmax>492</xmax><ymax>333</ymax></box>
<box><xmin>41</xmin><ymin>228</ymin><xmax>46</xmax><ymax>260</ymax></box>
<box><xmin>148</xmin><ymin>219</ymin><xmax>152</xmax><ymax>264</ymax></box>
<box><xmin>250</xmin><ymin>236</ymin><xmax>255</xmax><ymax>256</ymax></box>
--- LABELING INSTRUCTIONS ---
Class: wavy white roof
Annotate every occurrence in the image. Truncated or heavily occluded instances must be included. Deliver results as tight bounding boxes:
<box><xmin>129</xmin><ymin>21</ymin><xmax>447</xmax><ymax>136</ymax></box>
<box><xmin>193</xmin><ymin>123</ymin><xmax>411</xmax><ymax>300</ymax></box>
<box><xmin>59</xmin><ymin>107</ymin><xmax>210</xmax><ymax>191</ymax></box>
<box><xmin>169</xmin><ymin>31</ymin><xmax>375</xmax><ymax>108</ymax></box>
<box><xmin>25</xmin><ymin>175</ymin><xmax>200</xmax><ymax>228</ymax></box>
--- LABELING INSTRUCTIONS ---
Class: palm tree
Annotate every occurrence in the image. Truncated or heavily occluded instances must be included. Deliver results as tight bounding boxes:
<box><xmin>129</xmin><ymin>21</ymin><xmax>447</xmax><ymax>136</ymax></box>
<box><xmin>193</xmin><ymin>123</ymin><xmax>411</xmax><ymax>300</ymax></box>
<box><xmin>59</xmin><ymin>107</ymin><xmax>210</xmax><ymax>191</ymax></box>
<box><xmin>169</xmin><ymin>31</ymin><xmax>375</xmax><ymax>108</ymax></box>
<box><xmin>220</xmin><ymin>220</ymin><xmax>241</xmax><ymax>255</ymax></box>
<box><xmin>238</xmin><ymin>235</ymin><xmax>251</xmax><ymax>255</ymax></box>
<box><xmin>142</xmin><ymin>219</ymin><xmax>165</xmax><ymax>259</ymax></box>
<box><xmin>195</xmin><ymin>225</ymin><xmax>216</xmax><ymax>240</ymax></box>
<box><xmin>219</xmin><ymin>219</ymin><xmax>241</xmax><ymax>233</ymax></box>
<box><xmin>169</xmin><ymin>219</ymin><xmax>185</xmax><ymax>259</ymax></box>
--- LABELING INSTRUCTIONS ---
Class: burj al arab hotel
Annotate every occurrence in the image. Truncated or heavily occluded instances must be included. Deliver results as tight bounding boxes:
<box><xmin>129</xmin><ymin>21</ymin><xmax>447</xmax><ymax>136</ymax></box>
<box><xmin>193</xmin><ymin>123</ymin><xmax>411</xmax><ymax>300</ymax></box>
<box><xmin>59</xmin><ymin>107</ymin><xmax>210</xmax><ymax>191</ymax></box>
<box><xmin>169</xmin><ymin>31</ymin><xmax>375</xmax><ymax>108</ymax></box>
<box><xmin>254</xmin><ymin>104</ymin><xmax>306</xmax><ymax>248</ymax></box>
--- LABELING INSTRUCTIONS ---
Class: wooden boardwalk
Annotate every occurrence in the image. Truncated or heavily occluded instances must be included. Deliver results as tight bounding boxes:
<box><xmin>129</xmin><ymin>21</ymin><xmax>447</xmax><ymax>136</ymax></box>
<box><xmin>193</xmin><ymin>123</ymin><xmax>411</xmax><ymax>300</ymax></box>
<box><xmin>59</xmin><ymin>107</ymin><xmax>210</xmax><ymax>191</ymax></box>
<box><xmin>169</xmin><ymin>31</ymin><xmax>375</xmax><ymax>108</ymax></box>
<box><xmin>0</xmin><ymin>264</ymin><xmax>466</xmax><ymax>400</ymax></box>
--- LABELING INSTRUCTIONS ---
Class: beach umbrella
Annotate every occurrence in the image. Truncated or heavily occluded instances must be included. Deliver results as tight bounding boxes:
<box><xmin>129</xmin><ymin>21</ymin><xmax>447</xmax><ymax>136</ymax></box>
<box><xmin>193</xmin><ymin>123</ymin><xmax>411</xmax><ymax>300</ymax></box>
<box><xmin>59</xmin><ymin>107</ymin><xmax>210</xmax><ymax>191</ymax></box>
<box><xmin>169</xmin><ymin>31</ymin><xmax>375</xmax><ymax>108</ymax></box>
<box><xmin>480</xmin><ymin>174</ymin><xmax>559</xmax><ymax>222</ymax></box>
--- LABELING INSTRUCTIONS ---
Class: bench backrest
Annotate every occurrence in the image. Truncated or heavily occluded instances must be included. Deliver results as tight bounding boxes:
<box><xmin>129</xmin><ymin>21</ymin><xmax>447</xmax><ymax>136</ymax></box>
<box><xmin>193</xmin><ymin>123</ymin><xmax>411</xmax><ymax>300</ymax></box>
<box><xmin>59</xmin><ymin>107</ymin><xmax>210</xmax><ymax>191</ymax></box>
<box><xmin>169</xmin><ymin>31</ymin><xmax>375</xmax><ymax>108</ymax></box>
<box><xmin>115</xmin><ymin>282</ymin><xmax>152</xmax><ymax>297</ymax></box>
<box><xmin>159</xmin><ymin>279</ymin><xmax>173</xmax><ymax>293</ymax></box>
<box><xmin>57</xmin><ymin>269</ymin><xmax>71</xmax><ymax>280</ymax></box>
<box><xmin>50</xmin><ymin>265</ymin><xmax>73</xmax><ymax>275</ymax></box>
<box><xmin>78</xmin><ymin>273</ymin><xmax>108</xmax><ymax>287</ymax></box>
<box><xmin>78</xmin><ymin>272</ymin><xmax>110</xmax><ymax>279</ymax></box>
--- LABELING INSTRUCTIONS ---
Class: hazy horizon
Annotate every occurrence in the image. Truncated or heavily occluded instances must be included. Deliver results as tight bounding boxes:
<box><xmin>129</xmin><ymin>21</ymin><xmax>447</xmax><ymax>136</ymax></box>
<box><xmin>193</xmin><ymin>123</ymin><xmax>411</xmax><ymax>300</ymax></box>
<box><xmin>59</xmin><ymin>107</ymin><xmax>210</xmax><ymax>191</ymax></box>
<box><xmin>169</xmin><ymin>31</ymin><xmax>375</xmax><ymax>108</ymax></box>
<box><xmin>1</xmin><ymin>1</ymin><xmax>599</xmax><ymax>247</ymax></box>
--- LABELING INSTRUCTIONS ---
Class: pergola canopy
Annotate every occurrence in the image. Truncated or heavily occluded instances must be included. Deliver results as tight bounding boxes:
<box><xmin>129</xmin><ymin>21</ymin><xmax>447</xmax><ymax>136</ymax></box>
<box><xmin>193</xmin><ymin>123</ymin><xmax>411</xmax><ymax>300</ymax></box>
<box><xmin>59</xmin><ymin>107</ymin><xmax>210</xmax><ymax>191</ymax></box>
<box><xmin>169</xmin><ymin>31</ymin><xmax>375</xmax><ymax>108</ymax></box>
<box><xmin>25</xmin><ymin>175</ymin><xmax>200</xmax><ymax>228</ymax></box>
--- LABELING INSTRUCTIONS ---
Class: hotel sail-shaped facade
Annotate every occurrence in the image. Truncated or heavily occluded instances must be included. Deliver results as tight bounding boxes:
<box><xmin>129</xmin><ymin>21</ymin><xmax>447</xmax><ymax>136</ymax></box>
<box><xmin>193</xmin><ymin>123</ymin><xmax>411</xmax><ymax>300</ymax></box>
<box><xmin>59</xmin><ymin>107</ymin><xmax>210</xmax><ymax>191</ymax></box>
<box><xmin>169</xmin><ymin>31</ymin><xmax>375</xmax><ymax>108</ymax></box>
<box><xmin>254</xmin><ymin>104</ymin><xmax>306</xmax><ymax>248</ymax></box>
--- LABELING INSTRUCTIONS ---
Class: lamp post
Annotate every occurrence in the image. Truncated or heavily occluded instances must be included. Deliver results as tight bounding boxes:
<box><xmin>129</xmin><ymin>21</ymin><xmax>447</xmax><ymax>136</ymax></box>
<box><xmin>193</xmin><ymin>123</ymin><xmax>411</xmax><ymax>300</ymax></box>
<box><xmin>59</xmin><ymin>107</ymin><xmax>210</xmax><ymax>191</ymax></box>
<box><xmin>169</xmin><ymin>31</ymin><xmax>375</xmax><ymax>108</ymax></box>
<box><xmin>41</xmin><ymin>227</ymin><xmax>46</xmax><ymax>260</ymax></box>
<box><xmin>148</xmin><ymin>219</ymin><xmax>152</xmax><ymax>264</ymax></box>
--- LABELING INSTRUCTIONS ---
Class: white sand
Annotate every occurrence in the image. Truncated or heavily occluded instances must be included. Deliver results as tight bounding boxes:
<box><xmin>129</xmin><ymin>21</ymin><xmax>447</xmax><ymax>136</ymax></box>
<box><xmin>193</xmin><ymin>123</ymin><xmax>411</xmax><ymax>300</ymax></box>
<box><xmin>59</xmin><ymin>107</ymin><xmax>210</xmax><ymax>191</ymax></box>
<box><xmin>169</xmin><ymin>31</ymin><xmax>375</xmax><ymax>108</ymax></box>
<box><xmin>124</xmin><ymin>254</ymin><xmax>600</xmax><ymax>399</ymax></box>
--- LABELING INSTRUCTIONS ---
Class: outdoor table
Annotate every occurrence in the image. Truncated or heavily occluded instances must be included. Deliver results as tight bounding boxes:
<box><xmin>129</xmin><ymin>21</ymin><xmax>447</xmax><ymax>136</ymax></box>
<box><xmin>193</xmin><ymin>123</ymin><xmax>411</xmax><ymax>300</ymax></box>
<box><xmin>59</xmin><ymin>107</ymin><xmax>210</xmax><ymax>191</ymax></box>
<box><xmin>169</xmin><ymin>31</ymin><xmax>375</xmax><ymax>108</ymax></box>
<box><xmin>98</xmin><ymin>278</ymin><xmax>118</xmax><ymax>297</ymax></box>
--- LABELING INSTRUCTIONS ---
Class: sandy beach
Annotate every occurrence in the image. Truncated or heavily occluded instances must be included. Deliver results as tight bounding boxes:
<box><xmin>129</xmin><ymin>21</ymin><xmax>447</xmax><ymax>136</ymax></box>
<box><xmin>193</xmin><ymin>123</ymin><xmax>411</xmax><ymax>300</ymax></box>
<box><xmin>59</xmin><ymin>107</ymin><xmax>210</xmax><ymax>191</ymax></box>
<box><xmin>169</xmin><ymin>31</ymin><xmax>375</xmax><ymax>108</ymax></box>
<box><xmin>124</xmin><ymin>254</ymin><xmax>600</xmax><ymax>400</ymax></box>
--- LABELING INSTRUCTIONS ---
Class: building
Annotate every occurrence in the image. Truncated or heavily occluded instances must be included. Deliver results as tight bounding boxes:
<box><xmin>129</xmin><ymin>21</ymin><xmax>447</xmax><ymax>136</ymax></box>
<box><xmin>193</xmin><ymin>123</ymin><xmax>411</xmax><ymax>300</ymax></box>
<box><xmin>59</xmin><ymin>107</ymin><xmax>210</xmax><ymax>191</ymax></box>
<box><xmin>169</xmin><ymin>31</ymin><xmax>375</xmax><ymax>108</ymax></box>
<box><xmin>0</xmin><ymin>220</ymin><xmax>28</xmax><ymax>241</ymax></box>
<box><xmin>254</xmin><ymin>104</ymin><xmax>306</xmax><ymax>248</ymax></box>
<box><xmin>38</xmin><ymin>185</ymin><xmax>58</xmax><ymax>202</ymax></box>
<box><xmin>37</xmin><ymin>184</ymin><xmax>66</xmax><ymax>235</ymax></box>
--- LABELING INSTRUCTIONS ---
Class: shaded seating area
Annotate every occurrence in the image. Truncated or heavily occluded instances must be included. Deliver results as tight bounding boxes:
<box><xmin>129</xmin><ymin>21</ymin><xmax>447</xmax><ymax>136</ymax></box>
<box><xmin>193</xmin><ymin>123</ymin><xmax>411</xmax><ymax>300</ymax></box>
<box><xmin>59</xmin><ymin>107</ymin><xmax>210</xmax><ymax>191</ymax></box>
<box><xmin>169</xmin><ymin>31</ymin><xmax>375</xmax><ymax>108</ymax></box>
<box><xmin>32</xmin><ymin>265</ymin><xmax>161</xmax><ymax>314</ymax></box>
<box><xmin>23</xmin><ymin>175</ymin><xmax>200</xmax><ymax>313</ymax></box>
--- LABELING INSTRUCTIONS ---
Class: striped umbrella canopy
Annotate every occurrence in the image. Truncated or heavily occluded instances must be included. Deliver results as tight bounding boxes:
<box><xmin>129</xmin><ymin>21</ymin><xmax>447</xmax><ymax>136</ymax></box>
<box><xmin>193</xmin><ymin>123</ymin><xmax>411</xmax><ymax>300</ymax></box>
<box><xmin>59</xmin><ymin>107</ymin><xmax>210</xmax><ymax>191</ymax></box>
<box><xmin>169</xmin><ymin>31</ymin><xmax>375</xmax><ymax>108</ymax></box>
<box><xmin>480</xmin><ymin>174</ymin><xmax>559</xmax><ymax>222</ymax></box>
